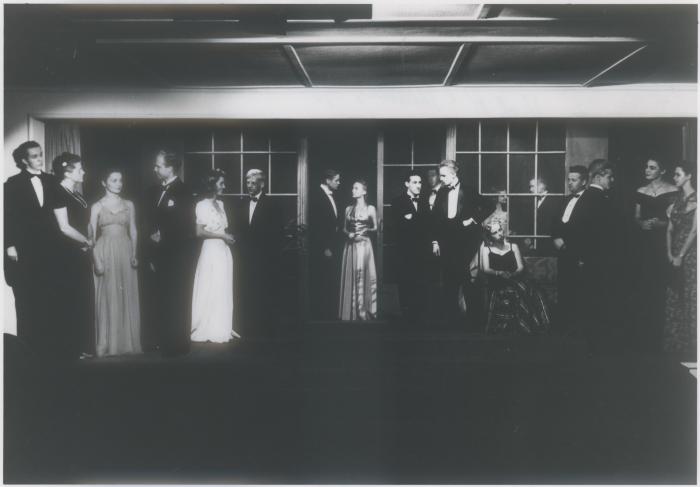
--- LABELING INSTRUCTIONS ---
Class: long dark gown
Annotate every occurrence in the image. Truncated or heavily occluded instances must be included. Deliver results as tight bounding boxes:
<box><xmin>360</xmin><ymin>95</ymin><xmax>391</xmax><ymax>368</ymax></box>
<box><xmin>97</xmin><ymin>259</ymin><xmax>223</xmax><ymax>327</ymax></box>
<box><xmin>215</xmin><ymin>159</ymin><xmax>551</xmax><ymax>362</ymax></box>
<box><xmin>634</xmin><ymin>190</ymin><xmax>677</xmax><ymax>353</ymax></box>
<box><xmin>53</xmin><ymin>184</ymin><xmax>94</xmax><ymax>359</ymax></box>
<box><xmin>484</xmin><ymin>244</ymin><xmax>551</xmax><ymax>335</ymax></box>
<box><xmin>664</xmin><ymin>191</ymin><xmax>697</xmax><ymax>354</ymax></box>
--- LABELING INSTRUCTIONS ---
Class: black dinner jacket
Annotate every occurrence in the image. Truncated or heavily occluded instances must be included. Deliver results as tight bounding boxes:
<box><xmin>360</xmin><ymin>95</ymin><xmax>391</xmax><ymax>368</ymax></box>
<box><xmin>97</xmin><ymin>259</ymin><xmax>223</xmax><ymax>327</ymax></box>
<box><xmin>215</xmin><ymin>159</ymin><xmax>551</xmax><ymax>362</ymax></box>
<box><xmin>391</xmin><ymin>192</ymin><xmax>431</xmax><ymax>258</ymax></box>
<box><xmin>235</xmin><ymin>193</ymin><xmax>284</xmax><ymax>261</ymax></box>
<box><xmin>536</xmin><ymin>193</ymin><xmax>564</xmax><ymax>237</ymax></box>
<box><xmin>432</xmin><ymin>182</ymin><xmax>494</xmax><ymax>254</ymax></box>
<box><xmin>4</xmin><ymin>170</ymin><xmax>60</xmax><ymax>284</ymax></box>
<box><xmin>145</xmin><ymin>178</ymin><xmax>195</xmax><ymax>253</ymax></box>
<box><xmin>309</xmin><ymin>185</ymin><xmax>341</xmax><ymax>253</ymax></box>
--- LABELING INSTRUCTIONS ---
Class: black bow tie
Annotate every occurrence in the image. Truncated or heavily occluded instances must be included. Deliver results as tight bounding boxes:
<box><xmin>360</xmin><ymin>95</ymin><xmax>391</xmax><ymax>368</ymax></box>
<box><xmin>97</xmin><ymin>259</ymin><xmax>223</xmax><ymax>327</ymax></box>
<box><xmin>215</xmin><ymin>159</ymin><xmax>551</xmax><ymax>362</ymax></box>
<box><xmin>25</xmin><ymin>172</ymin><xmax>40</xmax><ymax>179</ymax></box>
<box><xmin>411</xmin><ymin>197</ymin><xmax>419</xmax><ymax>202</ymax></box>
<box><xmin>249</xmin><ymin>196</ymin><xmax>259</xmax><ymax>202</ymax></box>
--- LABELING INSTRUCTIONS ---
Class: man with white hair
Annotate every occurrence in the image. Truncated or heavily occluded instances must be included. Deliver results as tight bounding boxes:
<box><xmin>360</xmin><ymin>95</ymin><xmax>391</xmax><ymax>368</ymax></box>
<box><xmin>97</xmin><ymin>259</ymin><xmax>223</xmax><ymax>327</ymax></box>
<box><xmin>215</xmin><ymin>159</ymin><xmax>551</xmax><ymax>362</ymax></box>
<box><xmin>235</xmin><ymin>168</ymin><xmax>284</xmax><ymax>340</ymax></box>
<box><xmin>432</xmin><ymin>159</ymin><xmax>494</xmax><ymax>328</ymax></box>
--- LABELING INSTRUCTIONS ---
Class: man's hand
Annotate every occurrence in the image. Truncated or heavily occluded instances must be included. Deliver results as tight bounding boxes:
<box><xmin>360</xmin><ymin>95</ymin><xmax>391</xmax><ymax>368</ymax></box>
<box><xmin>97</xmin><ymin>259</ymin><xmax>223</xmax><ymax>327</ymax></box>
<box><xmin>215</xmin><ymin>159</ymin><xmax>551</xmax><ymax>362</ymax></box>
<box><xmin>6</xmin><ymin>246</ymin><xmax>18</xmax><ymax>262</ymax></box>
<box><xmin>324</xmin><ymin>248</ymin><xmax>333</xmax><ymax>258</ymax></box>
<box><xmin>553</xmin><ymin>238</ymin><xmax>565</xmax><ymax>251</ymax></box>
<box><xmin>150</xmin><ymin>230</ymin><xmax>161</xmax><ymax>243</ymax></box>
<box><xmin>432</xmin><ymin>241</ymin><xmax>440</xmax><ymax>257</ymax></box>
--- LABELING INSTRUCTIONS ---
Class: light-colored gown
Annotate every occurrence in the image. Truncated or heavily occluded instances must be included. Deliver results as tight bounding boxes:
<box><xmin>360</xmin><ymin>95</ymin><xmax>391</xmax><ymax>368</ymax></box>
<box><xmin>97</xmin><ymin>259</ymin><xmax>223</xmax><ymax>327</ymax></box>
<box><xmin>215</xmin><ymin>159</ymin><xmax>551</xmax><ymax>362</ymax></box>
<box><xmin>191</xmin><ymin>198</ymin><xmax>238</xmax><ymax>343</ymax></box>
<box><xmin>338</xmin><ymin>205</ymin><xmax>378</xmax><ymax>321</ymax></box>
<box><xmin>94</xmin><ymin>202</ymin><xmax>142</xmax><ymax>357</ymax></box>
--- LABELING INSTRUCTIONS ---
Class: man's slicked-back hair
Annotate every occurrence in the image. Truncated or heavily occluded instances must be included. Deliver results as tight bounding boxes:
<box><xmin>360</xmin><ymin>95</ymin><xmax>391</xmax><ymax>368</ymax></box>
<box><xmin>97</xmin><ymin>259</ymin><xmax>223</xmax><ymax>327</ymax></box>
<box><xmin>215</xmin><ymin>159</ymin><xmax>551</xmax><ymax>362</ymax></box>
<box><xmin>438</xmin><ymin>159</ymin><xmax>459</xmax><ymax>175</ymax></box>
<box><xmin>569</xmin><ymin>165</ymin><xmax>589</xmax><ymax>181</ymax></box>
<box><xmin>157</xmin><ymin>150</ymin><xmax>182</xmax><ymax>172</ymax></box>
<box><xmin>588</xmin><ymin>159</ymin><xmax>614</xmax><ymax>180</ymax></box>
<box><xmin>322</xmin><ymin>168</ymin><xmax>339</xmax><ymax>183</ymax></box>
<box><xmin>12</xmin><ymin>140</ymin><xmax>41</xmax><ymax>169</ymax></box>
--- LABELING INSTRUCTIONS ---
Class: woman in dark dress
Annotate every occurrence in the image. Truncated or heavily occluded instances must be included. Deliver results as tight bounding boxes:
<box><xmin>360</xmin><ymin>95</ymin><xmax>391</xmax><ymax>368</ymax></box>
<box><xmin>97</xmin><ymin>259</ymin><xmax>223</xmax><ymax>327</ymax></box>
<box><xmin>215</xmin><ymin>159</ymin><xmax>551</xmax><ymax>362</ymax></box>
<box><xmin>51</xmin><ymin>152</ymin><xmax>94</xmax><ymax>359</ymax></box>
<box><xmin>664</xmin><ymin>162</ymin><xmax>697</xmax><ymax>355</ymax></box>
<box><xmin>633</xmin><ymin>158</ymin><xmax>678</xmax><ymax>353</ymax></box>
<box><xmin>479</xmin><ymin>221</ymin><xmax>551</xmax><ymax>335</ymax></box>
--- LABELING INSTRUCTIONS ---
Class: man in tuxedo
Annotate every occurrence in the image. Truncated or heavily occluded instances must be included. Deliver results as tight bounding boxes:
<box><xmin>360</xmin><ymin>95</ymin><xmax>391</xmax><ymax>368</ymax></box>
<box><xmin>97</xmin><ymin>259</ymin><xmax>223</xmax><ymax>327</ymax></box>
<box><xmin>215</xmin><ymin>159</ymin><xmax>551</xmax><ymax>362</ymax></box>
<box><xmin>4</xmin><ymin>141</ymin><xmax>60</xmax><ymax>356</ymax></box>
<box><xmin>145</xmin><ymin>150</ymin><xmax>195</xmax><ymax>357</ymax></box>
<box><xmin>530</xmin><ymin>177</ymin><xmax>561</xmax><ymax>237</ymax></box>
<box><xmin>552</xmin><ymin>161</ymin><xmax>617</xmax><ymax>349</ymax></box>
<box><xmin>235</xmin><ymin>169</ymin><xmax>284</xmax><ymax>339</ymax></box>
<box><xmin>392</xmin><ymin>171</ymin><xmax>431</xmax><ymax>324</ymax></box>
<box><xmin>431</xmin><ymin>160</ymin><xmax>494</xmax><ymax>327</ymax></box>
<box><xmin>309</xmin><ymin>169</ymin><xmax>342</xmax><ymax>319</ymax></box>
<box><xmin>424</xmin><ymin>167</ymin><xmax>442</xmax><ymax>213</ymax></box>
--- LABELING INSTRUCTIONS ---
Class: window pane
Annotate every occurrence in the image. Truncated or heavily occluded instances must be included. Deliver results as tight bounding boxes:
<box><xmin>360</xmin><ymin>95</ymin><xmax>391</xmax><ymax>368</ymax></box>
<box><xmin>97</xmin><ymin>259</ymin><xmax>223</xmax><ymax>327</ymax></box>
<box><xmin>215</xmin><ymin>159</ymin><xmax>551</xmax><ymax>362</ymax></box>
<box><xmin>214</xmin><ymin>154</ymin><xmax>242</xmax><ymax>194</ymax></box>
<box><xmin>456</xmin><ymin>153</ymin><xmax>478</xmax><ymax>189</ymax></box>
<box><xmin>383</xmin><ymin>166</ymin><xmax>411</xmax><ymax>202</ymax></box>
<box><xmin>538</xmin><ymin>122</ymin><xmax>566</xmax><ymax>151</ymax></box>
<box><xmin>508</xmin><ymin>196</ymin><xmax>535</xmax><ymax>236</ymax></box>
<box><xmin>184</xmin><ymin>153</ymin><xmax>212</xmax><ymax>192</ymax></box>
<box><xmin>413</xmin><ymin>125</ymin><xmax>444</xmax><ymax>165</ymax></box>
<box><xmin>509</xmin><ymin>153</ymin><xmax>535</xmax><ymax>194</ymax></box>
<box><xmin>243</xmin><ymin>154</ymin><xmax>269</xmax><ymax>188</ymax></box>
<box><xmin>214</xmin><ymin>129</ymin><xmax>241</xmax><ymax>151</ymax></box>
<box><xmin>535</xmin><ymin>194</ymin><xmax>563</xmax><ymax>236</ymax></box>
<box><xmin>184</xmin><ymin>130</ymin><xmax>212</xmax><ymax>152</ymax></box>
<box><xmin>481</xmin><ymin>154</ymin><xmax>507</xmax><ymax>193</ymax></box>
<box><xmin>270</xmin><ymin>129</ymin><xmax>297</xmax><ymax>151</ymax></box>
<box><xmin>456</xmin><ymin>121</ymin><xmax>478</xmax><ymax>152</ymax></box>
<box><xmin>482</xmin><ymin>121</ymin><xmax>507</xmax><ymax>151</ymax></box>
<box><xmin>242</xmin><ymin>130</ymin><xmax>269</xmax><ymax>151</ymax></box>
<box><xmin>539</xmin><ymin>154</ymin><xmax>566</xmax><ymax>193</ymax></box>
<box><xmin>509</xmin><ymin>121</ymin><xmax>536</xmax><ymax>151</ymax></box>
<box><xmin>270</xmin><ymin>154</ymin><xmax>297</xmax><ymax>194</ymax></box>
<box><xmin>383</xmin><ymin>128</ymin><xmax>412</xmax><ymax>165</ymax></box>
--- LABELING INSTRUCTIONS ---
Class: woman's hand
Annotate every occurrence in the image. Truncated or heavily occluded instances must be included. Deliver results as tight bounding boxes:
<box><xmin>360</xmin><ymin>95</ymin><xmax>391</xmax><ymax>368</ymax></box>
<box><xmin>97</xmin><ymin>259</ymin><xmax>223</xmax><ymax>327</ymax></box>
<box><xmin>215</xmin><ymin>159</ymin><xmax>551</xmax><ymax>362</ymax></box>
<box><xmin>667</xmin><ymin>253</ymin><xmax>674</xmax><ymax>264</ymax></box>
<box><xmin>131</xmin><ymin>256</ymin><xmax>139</xmax><ymax>268</ymax></box>
<box><xmin>224</xmin><ymin>233</ymin><xmax>236</xmax><ymax>246</ymax></box>
<box><xmin>672</xmin><ymin>255</ymin><xmax>683</xmax><ymax>267</ymax></box>
<box><xmin>348</xmin><ymin>232</ymin><xmax>355</xmax><ymax>240</ymax></box>
<box><xmin>94</xmin><ymin>261</ymin><xmax>105</xmax><ymax>276</ymax></box>
<box><xmin>640</xmin><ymin>219</ymin><xmax>653</xmax><ymax>230</ymax></box>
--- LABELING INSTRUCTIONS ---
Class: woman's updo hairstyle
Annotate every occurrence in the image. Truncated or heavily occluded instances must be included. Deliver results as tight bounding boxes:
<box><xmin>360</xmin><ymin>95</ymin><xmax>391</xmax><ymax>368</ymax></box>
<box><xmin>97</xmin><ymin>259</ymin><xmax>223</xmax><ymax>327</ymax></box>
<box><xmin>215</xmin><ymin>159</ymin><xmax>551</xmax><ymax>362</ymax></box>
<box><xmin>52</xmin><ymin>152</ymin><xmax>82</xmax><ymax>179</ymax></box>
<box><xmin>201</xmin><ymin>168</ymin><xmax>226</xmax><ymax>196</ymax></box>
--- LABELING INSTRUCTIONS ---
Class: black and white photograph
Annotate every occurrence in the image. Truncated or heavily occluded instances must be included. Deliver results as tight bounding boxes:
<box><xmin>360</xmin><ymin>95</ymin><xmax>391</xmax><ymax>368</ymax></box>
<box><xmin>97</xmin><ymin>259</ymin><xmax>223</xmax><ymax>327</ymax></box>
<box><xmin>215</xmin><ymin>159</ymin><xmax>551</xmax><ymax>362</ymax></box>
<box><xmin>2</xmin><ymin>0</ymin><xmax>698</xmax><ymax>483</ymax></box>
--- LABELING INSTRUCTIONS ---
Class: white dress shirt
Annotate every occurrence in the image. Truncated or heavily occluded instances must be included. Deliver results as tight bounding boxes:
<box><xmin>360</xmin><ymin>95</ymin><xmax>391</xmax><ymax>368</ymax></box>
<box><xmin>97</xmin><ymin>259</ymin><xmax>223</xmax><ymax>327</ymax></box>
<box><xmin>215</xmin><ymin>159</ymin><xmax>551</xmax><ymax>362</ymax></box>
<box><xmin>561</xmin><ymin>190</ymin><xmax>585</xmax><ymax>223</ymax></box>
<box><xmin>447</xmin><ymin>182</ymin><xmax>460</xmax><ymax>219</ymax></box>
<box><xmin>428</xmin><ymin>185</ymin><xmax>441</xmax><ymax>210</ymax></box>
<box><xmin>27</xmin><ymin>169</ymin><xmax>44</xmax><ymax>207</ymax></box>
<box><xmin>321</xmin><ymin>184</ymin><xmax>338</xmax><ymax>218</ymax></box>
<box><xmin>537</xmin><ymin>192</ymin><xmax>549</xmax><ymax>209</ymax></box>
<box><xmin>249</xmin><ymin>192</ymin><xmax>262</xmax><ymax>224</ymax></box>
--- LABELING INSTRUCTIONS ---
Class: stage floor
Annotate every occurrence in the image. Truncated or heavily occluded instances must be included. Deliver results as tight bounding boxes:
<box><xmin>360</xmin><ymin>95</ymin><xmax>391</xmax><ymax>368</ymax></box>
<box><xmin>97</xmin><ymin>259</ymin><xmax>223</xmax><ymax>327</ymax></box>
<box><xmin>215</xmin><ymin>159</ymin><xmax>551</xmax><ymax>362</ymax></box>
<box><xmin>4</xmin><ymin>329</ymin><xmax>697</xmax><ymax>484</ymax></box>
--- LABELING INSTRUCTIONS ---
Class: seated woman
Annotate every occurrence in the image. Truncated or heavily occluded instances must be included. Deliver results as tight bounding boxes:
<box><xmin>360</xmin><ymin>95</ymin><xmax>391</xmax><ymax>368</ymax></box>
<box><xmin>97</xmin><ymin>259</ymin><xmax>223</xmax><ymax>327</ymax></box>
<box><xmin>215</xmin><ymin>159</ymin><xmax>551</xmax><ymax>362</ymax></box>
<box><xmin>479</xmin><ymin>221</ymin><xmax>551</xmax><ymax>335</ymax></box>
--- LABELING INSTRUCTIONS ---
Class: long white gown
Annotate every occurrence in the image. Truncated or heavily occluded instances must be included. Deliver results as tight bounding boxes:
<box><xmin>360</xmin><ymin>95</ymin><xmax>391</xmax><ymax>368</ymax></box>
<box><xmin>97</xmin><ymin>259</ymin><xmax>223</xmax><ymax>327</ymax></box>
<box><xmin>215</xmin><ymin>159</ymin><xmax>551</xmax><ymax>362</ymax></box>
<box><xmin>191</xmin><ymin>198</ymin><xmax>239</xmax><ymax>343</ymax></box>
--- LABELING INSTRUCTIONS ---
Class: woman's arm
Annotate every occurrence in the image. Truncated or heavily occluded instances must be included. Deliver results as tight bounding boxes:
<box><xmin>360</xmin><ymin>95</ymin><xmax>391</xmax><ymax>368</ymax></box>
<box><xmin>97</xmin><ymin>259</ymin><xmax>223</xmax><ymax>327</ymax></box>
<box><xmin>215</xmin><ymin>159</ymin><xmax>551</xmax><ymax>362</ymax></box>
<box><xmin>196</xmin><ymin>224</ymin><xmax>235</xmax><ymax>244</ymax></box>
<box><xmin>677</xmin><ymin>213</ymin><xmax>697</xmax><ymax>263</ymax></box>
<box><xmin>366</xmin><ymin>206</ymin><xmax>378</xmax><ymax>233</ymax></box>
<box><xmin>479</xmin><ymin>245</ymin><xmax>500</xmax><ymax>277</ymax></box>
<box><xmin>54</xmin><ymin>207</ymin><xmax>90</xmax><ymax>246</ymax></box>
<box><xmin>666</xmin><ymin>213</ymin><xmax>674</xmax><ymax>262</ymax></box>
<box><xmin>343</xmin><ymin>207</ymin><xmax>354</xmax><ymax>238</ymax></box>
<box><xmin>512</xmin><ymin>243</ymin><xmax>525</xmax><ymax>275</ymax></box>
<box><xmin>127</xmin><ymin>201</ymin><xmax>138</xmax><ymax>265</ymax></box>
<box><xmin>89</xmin><ymin>203</ymin><xmax>104</xmax><ymax>274</ymax></box>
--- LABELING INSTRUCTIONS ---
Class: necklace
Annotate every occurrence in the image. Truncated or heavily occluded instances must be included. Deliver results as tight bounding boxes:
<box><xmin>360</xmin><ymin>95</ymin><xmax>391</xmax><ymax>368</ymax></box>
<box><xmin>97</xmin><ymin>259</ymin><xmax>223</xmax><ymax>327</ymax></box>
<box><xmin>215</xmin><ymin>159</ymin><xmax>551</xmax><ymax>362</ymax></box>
<box><xmin>61</xmin><ymin>183</ymin><xmax>87</xmax><ymax>208</ymax></box>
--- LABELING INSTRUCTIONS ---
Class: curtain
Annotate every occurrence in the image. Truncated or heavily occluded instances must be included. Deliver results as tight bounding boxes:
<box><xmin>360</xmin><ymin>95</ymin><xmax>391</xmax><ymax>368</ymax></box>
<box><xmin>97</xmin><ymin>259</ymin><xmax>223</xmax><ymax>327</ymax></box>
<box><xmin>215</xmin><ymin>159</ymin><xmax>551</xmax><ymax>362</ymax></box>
<box><xmin>45</xmin><ymin>121</ymin><xmax>82</xmax><ymax>189</ymax></box>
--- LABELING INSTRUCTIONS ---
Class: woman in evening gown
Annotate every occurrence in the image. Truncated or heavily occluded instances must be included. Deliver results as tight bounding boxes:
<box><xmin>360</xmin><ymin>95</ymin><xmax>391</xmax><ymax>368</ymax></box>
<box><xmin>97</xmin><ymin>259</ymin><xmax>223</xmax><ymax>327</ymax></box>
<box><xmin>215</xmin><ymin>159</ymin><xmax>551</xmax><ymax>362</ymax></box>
<box><xmin>479</xmin><ymin>221</ymin><xmax>551</xmax><ymax>335</ymax></box>
<box><xmin>191</xmin><ymin>169</ymin><xmax>239</xmax><ymax>343</ymax></box>
<box><xmin>89</xmin><ymin>169</ymin><xmax>142</xmax><ymax>357</ymax></box>
<box><xmin>664</xmin><ymin>162</ymin><xmax>697</xmax><ymax>354</ymax></box>
<box><xmin>51</xmin><ymin>153</ymin><xmax>94</xmax><ymax>360</ymax></box>
<box><xmin>633</xmin><ymin>158</ymin><xmax>677</xmax><ymax>353</ymax></box>
<box><xmin>339</xmin><ymin>180</ymin><xmax>378</xmax><ymax>321</ymax></box>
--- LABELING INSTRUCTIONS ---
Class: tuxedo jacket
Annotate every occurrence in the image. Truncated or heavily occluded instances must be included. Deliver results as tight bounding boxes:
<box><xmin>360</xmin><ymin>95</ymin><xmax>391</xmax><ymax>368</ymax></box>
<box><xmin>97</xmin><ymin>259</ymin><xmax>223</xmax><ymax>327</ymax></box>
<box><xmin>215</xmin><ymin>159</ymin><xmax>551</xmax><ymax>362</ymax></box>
<box><xmin>536</xmin><ymin>194</ymin><xmax>564</xmax><ymax>237</ymax></box>
<box><xmin>391</xmin><ymin>192</ymin><xmax>431</xmax><ymax>260</ymax></box>
<box><xmin>144</xmin><ymin>178</ymin><xmax>195</xmax><ymax>261</ymax></box>
<box><xmin>234</xmin><ymin>193</ymin><xmax>285</xmax><ymax>262</ymax></box>
<box><xmin>309</xmin><ymin>185</ymin><xmax>341</xmax><ymax>254</ymax></box>
<box><xmin>551</xmin><ymin>187</ymin><xmax>613</xmax><ymax>266</ymax></box>
<box><xmin>432</xmin><ymin>183</ymin><xmax>494</xmax><ymax>263</ymax></box>
<box><xmin>4</xmin><ymin>170</ymin><xmax>60</xmax><ymax>284</ymax></box>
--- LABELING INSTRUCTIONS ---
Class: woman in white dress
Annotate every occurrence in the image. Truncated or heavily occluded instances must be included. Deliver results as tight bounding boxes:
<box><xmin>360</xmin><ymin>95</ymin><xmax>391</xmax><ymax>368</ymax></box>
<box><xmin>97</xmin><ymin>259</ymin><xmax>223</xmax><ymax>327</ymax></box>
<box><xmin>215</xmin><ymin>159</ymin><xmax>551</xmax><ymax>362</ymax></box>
<box><xmin>191</xmin><ymin>169</ymin><xmax>239</xmax><ymax>343</ymax></box>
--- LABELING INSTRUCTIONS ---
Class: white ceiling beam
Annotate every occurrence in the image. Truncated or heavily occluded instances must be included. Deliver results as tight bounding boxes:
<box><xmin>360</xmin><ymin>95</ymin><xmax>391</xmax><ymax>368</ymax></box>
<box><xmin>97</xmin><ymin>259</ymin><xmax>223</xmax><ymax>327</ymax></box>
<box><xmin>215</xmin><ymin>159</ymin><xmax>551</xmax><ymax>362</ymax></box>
<box><xmin>582</xmin><ymin>44</ymin><xmax>648</xmax><ymax>87</ymax></box>
<box><xmin>97</xmin><ymin>35</ymin><xmax>644</xmax><ymax>46</ymax></box>
<box><xmin>281</xmin><ymin>44</ymin><xmax>313</xmax><ymax>87</ymax></box>
<box><xmin>443</xmin><ymin>43</ymin><xmax>475</xmax><ymax>86</ymax></box>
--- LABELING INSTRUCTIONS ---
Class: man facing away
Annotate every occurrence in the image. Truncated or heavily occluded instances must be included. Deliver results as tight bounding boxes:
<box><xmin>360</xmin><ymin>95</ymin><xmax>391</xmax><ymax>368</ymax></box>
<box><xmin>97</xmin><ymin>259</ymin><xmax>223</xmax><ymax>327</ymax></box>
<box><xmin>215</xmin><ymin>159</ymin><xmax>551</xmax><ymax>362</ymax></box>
<box><xmin>309</xmin><ymin>169</ymin><xmax>342</xmax><ymax>319</ymax></box>
<box><xmin>431</xmin><ymin>160</ymin><xmax>494</xmax><ymax>328</ymax></box>
<box><xmin>145</xmin><ymin>150</ymin><xmax>195</xmax><ymax>357</ymax></box>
